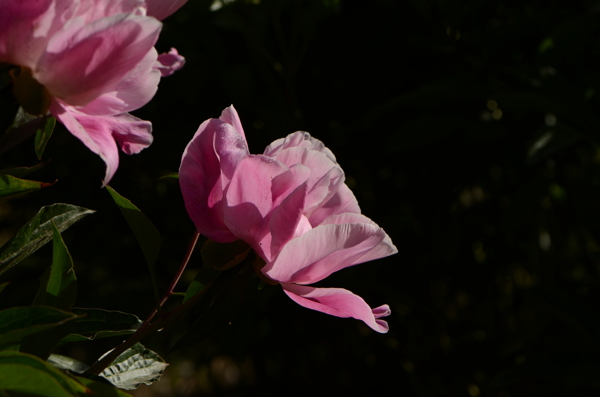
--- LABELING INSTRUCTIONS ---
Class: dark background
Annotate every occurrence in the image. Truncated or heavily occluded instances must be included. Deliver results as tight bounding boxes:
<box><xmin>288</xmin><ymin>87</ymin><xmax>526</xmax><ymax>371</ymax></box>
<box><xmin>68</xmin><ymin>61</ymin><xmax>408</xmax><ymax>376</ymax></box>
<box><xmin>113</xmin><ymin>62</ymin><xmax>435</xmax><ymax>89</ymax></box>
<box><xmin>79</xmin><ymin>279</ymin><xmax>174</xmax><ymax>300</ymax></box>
<box><xmin>3</xmin><ymin>0</ymin><xmax>600</xmax><ymax>395</ymax></box>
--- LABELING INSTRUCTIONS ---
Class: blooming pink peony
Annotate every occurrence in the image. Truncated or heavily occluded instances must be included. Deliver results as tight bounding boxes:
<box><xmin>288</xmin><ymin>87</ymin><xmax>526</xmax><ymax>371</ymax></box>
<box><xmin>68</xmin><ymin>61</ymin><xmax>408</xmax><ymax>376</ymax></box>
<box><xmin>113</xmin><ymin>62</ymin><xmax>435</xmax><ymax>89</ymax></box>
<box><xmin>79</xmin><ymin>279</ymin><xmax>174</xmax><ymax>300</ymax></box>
<box><xmin>180</xmin><ymin>106</ymin><xmax>397</xmax><ymax>333</ymax></box>
<box><xmin>0</xmin><ymin>0</ymin><xmax>187</xmax><ymax>183</ymax></box>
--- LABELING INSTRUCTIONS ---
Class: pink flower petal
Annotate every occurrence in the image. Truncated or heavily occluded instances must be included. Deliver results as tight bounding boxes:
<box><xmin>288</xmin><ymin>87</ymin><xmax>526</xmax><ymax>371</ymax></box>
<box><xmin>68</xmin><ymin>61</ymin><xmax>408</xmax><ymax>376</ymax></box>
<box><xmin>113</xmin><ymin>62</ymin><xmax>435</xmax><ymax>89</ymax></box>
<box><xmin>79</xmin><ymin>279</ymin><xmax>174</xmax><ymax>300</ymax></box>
<box><xmin>282</xmin><ymin>283</ymin><xmax>390</xmax><ymax>333</ymax></box>
<box><xmin>180</xmin><ymin>117</ymin><xmax>248</xmax><ymax>242</ymax></box>
<box><xmin>263</xmin><ymin>222</ymin><xmax>391</xmax><ymax>284</ymax></box>
<box><xmin>264</xmin><ymin>131</ymin><xmax>336</xmax><ymax>162</ymax></box>
<box><xmin>75</xmin><ymin>0</ymin><xmax>146</xmax><ymax>22</ymax></box>
<box><xmin>154</xmin><ymin>47</ymin><xmax>185</xmax><ymax>77</ymax></box>
<box><xmin>219</xmin><ymin>105</ymin><xmax>245</xmax><ymax>142</ymax></box>
<box><xmin>223</xmin><ymin>155</ymin><xmax>289</xmax><ymax>255</ymax></box>
<box><xmin>76</xmin><ymin>47</ymin><xmax>160</xmax><ymax>115</ymax></box>
<box><xmin>0</xmin><ymin>0</ymin><xmax>78</xmax><ymax>67</ymax></box>
<box><xmin>268</xmin><ymin>183</ymin><xmax>307</xmax><ymax>260</ymax></box>
<box><xmin>36</xmin><ymin>12</ymin><xmax>162</xmax><ymax>106</ymax></box>
<box><xmin>50</xmin><ymin>100</ymin><xmax>120</xmax><ymax>184</ymax></box>
<box><xmin>144</xmin><ymin>0</ymin><xmax>188</xmax><ymax>20</ymax></box>
<box><xmin>109</xmin><ymin>113</ymin><xmax>153</xmax><ymax>155</ymax></box>
<box><xmin>308</xmin><ymin>183</ymin><xmax>361</xmax><ymax>226</ymax></box>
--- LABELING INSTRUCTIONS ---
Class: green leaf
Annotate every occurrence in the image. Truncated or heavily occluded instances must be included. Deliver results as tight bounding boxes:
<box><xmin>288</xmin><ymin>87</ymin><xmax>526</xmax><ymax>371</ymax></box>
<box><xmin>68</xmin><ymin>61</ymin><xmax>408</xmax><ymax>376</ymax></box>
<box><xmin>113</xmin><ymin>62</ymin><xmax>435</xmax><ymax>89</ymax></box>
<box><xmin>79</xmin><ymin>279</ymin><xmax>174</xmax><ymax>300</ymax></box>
<box><xmin>0</xmin><ymin>281</ymin><xmax>8</xmax><ymax>294</ymax></box>
<box><xmin>21</xmin><ymin>223</ymin><xmax>78</xmax><ymax>359</ymax></box>
<box><xmin>75</xmin><ymin>376</ymin><xmax>133</xmax><ymax>397</ymax></box>
<box><xmin>0</xmin><ymin>363</ymin><xmax>75</xmax><ymax>397</ymax></box>
<box><xmin>157</xmin><ymin>172</ymin><xmax>179</xmax><ymax>180</ymax></box>
<box><xmin>106</xmin><ymin>185</ymin><xmax>161</xmax><ymax>307</ymax></box>
<box><xmin>0</xmin><ymin>203</ymin><xmax>94</xmax><ymax>276</ymax></box>
<box><xmin>538</xmin><ymin>37</ymin><xmax>554</xmax><ymax>53</ymax></box>
<box><xmin>33</xmin><ymin>221</ymin><xmax>77</xmax><ymax>311</ymax></box>
<box><xmin>105</xmin><ymin>186</ymin><xmax>161</xmax><ymax>268</ymax></box>
<box><xmin>61</xmin><ymin>308</ymin><xmax>142</xmax><ymax>343</ymax></box>
<box><xmin>201</xmin><ymin>238</ymin><xmax>252</xmax><ymax>271</ymax></box>
<box><xmin>0</xmin><ymin>306</ymin><xmax>77</xmax><ymax>346</ymax></box>
<box><xmin>0</xmin><ymin>350</ymin><xmax>88</xmax><ymax>395</ymax></box>
<box><xmin>99</xmin><ymin>343</ymin><xmax>168</xmax><ymax>390</ymax></box>
<box><xmin>0</xmin><ymin>161</ymin><xmax>47</xmax><ymax>178</ymax></box>
<box><xmin>34</xmin><ymin>116</ymin><xmax>55</xmax><ymax>159</ymax></box>
<box><xmin>0</xmin><ymin>173</ymin><xmax>55</xmax><ymax>197</ymax></box>
<box><xmin>48</xmin><ymin>354</ymin><xmax>89</xmax><ymax>374</ymax></box>
<box><xmin>183</xmin><ymin>266</ymin><xmax>219</xmax><ymax>303</ymax></box>
<box><xmin>0</xmin><ymin>108</ymin><xmax>46</xmax><ymax>156</ymax></box>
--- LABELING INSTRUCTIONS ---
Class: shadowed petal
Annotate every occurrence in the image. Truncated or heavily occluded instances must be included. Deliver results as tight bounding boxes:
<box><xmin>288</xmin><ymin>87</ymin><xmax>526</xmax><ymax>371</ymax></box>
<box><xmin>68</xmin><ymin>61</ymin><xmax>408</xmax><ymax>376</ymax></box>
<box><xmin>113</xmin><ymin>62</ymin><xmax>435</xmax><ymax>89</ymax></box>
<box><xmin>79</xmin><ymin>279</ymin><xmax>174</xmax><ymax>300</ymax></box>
<box><xmin>0</xmin><ymin>0</ymin><xmax>78</xmax><ymax>66</ymax></box>
<box><xmin>308</xmin><ymin>183</ymin><xmax>361</xmax><ymax>226</ymax></box>
<box><xmin>180</xmin><ymin>118</ymin><xmax>247</xmax><ymax>242</ymax></box>
<box><xmin>269</xmin><ymin>183</ymin><xmax>307</xmax><ymax>259</ymax></box>
<box><xmin>144</xmin><ymin>0</ymin><xmax>188</xmax><ymax>20</ymax></box>
<box><xmin>224</xmin><ymin>155</ymin><xmax>288</xmax><ymax>253</ymax></box>
<box><xmin>76</xmin><ymin>47</ymin><xmax>160</xmax><ymax>115</ymax></box>
<box><xmin>282</xmin><ymin>283</ymin><xmax>390</xmax><ymax>333</ymax></box>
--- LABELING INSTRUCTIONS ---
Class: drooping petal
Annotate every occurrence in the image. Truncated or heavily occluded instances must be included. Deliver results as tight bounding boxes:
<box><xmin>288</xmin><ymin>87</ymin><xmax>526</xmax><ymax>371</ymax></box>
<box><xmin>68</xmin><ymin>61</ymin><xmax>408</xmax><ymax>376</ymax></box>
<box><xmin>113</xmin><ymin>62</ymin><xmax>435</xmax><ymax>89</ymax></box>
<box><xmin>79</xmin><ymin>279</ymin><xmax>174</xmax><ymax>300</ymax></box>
<box><xmin>50</xmin><ymin>100</ymin><xmax>120</xmax><ymax>184</ymax></box>
<box><xmin>264</xmin><ymin>131</ymin><xmax>336</xmax><ymax>162</ymax></box>
<box><xmin>282</xmin><ymin>283</ymin><xmax>390</xmax><ymax>333</ymax></box>
<box><xmin>154</xmin><ymin>47</ymin><xmax>185</xmax><ymax>77</ymax></box>
<box><xmin>36</xmin><ymin>12</ymin><xmax>162</xmax><ymax>106</ymax></box>
<box><xmin>144</xmin><ymin>0</ymin><xmax>188</xmax><ymax>20</ymax></box>
<box><xmin>308</xmin><ymin>183</ymin><xmax>361</xmax><ymax>226</ymax></box>
<box><xmin>76</xmin><ymin>47</ymin><xmax>160</xmax><ymax>115</ymax></box>
<box><xmin>180</xmin><ymin>118</ymin><xmax>247</xmax><ymax>242</ymax></box>
<box><xmin>223</xmin><ymin>155</ymin><xmax>289</xmax><ymax>255</ymax></box>
<box><xmin>263</xmin><ymin>222</ymin><xmax>394</xmax><ymax>285</ymax></box>
<box><xmin>108</xmin><ymin>113</ymin><xmax>153</xmax><ymax>155</ymax></box>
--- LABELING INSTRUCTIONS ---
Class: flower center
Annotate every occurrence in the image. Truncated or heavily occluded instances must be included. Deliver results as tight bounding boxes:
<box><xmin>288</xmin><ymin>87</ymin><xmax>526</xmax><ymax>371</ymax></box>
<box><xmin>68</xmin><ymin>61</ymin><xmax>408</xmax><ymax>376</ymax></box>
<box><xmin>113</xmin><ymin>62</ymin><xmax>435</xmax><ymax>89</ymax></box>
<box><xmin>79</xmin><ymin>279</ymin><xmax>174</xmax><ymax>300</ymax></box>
<box><xmin>10</xmin><ymin>67</ymin><xmax>52</xmax><ymax>116</ymax></box>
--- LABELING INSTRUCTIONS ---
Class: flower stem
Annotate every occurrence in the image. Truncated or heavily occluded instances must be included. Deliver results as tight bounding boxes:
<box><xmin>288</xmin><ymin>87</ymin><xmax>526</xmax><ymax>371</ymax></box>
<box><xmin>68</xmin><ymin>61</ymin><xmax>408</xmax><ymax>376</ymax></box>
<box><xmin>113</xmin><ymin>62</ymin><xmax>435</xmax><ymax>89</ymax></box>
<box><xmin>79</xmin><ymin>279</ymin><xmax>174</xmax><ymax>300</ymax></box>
<box><xmin>85</xmin><ymin>231</ymin><xmax>200</xmax><ymax>376</ymax></box>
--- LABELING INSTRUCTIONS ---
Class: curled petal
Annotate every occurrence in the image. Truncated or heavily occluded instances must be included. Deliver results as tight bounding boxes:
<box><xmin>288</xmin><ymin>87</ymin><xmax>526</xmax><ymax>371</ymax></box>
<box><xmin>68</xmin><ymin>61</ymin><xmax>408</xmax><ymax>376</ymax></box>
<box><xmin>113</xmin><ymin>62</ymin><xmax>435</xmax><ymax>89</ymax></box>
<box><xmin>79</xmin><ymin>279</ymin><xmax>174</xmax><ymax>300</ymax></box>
<box><xmin>263</xmin><ymin>222</ymin><xmax>395</xmax><ymax>285</ymax></box>
<box><xmin>144</xmin><ymin>0</ymin><xmax>188</xmax><ymax>20</ymax></box>
<box><xmin>154</xmin><ymin>47</ymin><xmax>185</xmax><ymax>77</ymax></box>
<box><xmin>282</xmin><ymin>283</ymin><xmax>390</xmax><ymax>333</ymax></box>
<box><xmin>180</xmin><ymin>117</ymin><xmax>248</xmax><ymax>242</ymax></box>
<box><xmin>36</xmin><ymin>12</ymin><xmax>162</xmax><ymax>106</ymax></box>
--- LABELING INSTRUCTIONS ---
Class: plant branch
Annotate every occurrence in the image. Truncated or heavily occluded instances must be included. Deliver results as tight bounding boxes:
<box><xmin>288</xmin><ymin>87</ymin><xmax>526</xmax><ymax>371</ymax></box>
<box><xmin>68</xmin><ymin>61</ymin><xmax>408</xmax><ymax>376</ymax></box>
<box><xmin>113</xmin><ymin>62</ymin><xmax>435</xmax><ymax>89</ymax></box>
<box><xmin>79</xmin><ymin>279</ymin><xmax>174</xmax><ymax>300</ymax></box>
<box><xmin>84</xmin><ymin>237</ymin><xmax>257</xmax><ymax>376</ymax></box>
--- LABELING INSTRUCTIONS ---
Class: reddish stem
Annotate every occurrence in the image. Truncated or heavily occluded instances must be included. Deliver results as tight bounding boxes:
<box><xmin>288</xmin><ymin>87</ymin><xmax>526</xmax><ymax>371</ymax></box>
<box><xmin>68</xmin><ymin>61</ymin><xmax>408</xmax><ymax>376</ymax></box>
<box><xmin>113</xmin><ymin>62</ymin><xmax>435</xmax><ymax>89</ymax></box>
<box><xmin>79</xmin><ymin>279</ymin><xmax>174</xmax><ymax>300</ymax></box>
<box><xmin>85</xmin><ymin>231</ymin><xmax>201</xmax><ymax>376</ymax></box>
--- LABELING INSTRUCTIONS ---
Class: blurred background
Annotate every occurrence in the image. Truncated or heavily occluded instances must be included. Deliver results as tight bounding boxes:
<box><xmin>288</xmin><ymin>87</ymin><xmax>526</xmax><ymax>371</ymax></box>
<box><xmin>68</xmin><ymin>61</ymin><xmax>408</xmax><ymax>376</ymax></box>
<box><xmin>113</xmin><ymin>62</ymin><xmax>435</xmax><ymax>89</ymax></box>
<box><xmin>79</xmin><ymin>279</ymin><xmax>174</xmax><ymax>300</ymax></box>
<box><xmin>3</xmin><ymin>0</ymin><xmax>600</xmax><ymax>395</ymax></box>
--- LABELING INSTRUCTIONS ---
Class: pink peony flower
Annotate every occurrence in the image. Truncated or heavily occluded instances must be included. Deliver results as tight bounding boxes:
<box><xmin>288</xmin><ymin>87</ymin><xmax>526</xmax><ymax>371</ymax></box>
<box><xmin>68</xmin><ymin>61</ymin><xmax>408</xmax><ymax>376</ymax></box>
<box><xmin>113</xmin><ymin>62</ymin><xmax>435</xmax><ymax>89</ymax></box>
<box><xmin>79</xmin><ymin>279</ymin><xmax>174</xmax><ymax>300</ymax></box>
<box><xmin>0</xmin><ymin>0</ymin><xmax>187</xmax><ymax>183</ymax></box>
<box><xmin>180</xmin><ymin>106</ymin><xmax>397</xmax><ymax>333</ymax></box>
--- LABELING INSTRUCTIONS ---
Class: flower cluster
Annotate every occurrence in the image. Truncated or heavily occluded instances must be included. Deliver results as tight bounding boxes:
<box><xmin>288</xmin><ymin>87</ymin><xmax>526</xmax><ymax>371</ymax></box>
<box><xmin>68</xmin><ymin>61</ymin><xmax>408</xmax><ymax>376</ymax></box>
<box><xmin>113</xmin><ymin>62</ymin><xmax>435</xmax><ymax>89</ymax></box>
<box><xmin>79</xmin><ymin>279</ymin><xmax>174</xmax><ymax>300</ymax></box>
<box><xmin>179</xmin><ymin>106</ymin><xmax>397</xmax><ymax>332</ymax></box>
<box><xmin>0</xmin><ymin>0</ymin><xmax>187</xmax><ymax>183</ymax></box>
